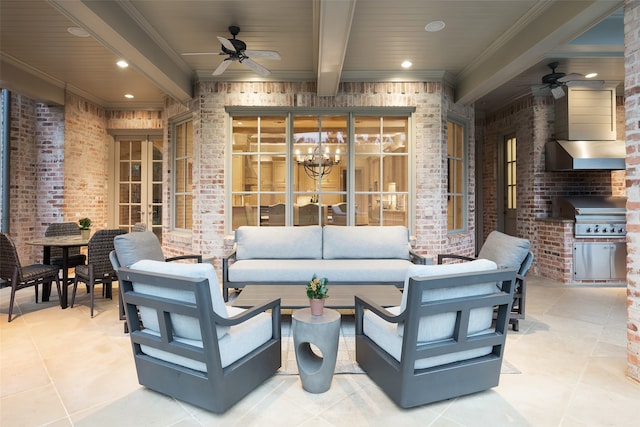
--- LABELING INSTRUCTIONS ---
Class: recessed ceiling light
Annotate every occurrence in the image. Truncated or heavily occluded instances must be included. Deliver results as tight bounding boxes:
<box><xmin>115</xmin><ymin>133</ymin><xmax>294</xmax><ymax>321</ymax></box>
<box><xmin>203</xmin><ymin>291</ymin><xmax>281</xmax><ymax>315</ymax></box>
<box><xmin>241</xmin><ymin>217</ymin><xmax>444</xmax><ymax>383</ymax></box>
<box><xmin>585</xmin><ymin>72</ymin><xmax>598</xmax><ymax>79</ymax></box>
<box><xmin>67</xmin><ymin>26</ymin><xmax>90</xmax><ymax>37</ymax></box>
<box><xmin>124</xmin><ymin>94</ymin><xmax>134</xmax><ymax>99</ymax></box>
<box><xmin>401</xmin><ymin>60</ymin><xmax>412</xmax><ymax>69</ymax></box>
<box><xmin>425</xmin><ymin>21</ymin><xmax>446</xmax><ymax>32</ymax></box>
<box><xmin>117</xmin><ymin>60</ymin><xmax>129</xmax><ymax>68</ymax></box>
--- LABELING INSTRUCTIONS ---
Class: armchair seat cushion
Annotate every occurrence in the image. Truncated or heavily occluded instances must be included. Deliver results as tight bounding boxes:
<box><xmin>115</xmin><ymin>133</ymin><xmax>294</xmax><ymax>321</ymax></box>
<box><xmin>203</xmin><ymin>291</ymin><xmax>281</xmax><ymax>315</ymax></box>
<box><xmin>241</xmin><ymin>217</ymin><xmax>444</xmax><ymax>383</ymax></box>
<box><xmin>129</xmin><ymin>260</ymin><xmax>229</xmax><ymax>338</ymax></box>
<box><xmin>140</xmin><ymin>306</ymin><xmax>273</xmax><ymax>371</ymax></box>
<box><xmin>227</xmin><ymin>259</ymin><xmax>413</xmax><ymax>283</ymax></box>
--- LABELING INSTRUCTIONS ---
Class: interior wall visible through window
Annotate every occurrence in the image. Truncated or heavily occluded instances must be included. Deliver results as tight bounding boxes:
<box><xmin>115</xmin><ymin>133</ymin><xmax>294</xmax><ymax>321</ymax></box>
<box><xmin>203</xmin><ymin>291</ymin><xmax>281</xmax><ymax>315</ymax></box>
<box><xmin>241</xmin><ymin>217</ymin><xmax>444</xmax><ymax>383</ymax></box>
<box><xmin>172</xmin><ymin>118</ymin><xmax>193</xmax><ymax>231</ymax></box>
<box><xmin>447</xmin><ymin>119</ymin><xmax>467</xmax><ymax>232</ymax></box>
<box><xmin>229</xmin><ymin>111</ymin><xmax>411</xmax><ymax>231</ymax></box>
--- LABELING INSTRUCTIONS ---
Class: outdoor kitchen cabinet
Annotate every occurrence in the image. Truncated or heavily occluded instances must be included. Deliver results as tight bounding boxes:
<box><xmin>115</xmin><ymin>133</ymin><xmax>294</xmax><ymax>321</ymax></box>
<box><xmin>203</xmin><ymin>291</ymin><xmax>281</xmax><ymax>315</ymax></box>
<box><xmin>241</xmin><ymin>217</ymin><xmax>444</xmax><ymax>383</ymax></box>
<box><xmin>573</xmin><ymin>242</ymin><xmax>626</xmax><ymax>281</ymax></box>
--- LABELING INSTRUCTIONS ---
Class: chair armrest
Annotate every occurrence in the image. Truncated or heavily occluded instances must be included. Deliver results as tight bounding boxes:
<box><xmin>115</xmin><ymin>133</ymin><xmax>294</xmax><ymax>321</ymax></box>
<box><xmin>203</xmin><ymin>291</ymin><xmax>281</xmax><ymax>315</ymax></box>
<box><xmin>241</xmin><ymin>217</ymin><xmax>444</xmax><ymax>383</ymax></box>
<box><xmin>166</xmin><ymin>254</ymin><xmax>202</xmax><ymax>263</ymax></box>
<box><xmin>215</xmin><ymin>298</ymin><xmax>281</xmax><ymax>339</ymax></box>
<box><xmin>409</xmin><ymin>248</ymin><xmax>428</xmax><ymax>265</ymax></box>
<box><xmin>354</xmin><ymin>295</ymin><xmax>406</xmax><ymax>334</ymax></box>
<box><xmin>437</xmin><ymin>253</ymin><xmax>475</xmax><ymax>264</ymax></box>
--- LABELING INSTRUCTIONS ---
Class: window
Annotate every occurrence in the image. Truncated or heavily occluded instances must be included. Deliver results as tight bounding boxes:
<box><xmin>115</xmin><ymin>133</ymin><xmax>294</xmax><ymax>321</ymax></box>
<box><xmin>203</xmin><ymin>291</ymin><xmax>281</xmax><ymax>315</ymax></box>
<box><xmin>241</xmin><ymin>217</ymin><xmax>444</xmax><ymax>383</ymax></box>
<box><xmin>506</xmin><ymin>136</ymin><xmax>517</xmax><ymax>209</ymax></box>
<box><xmin>173</xmin><ymin>118</ymin><xmax>193</xmax><ymax>230</ymax></box>
<box><xmin>229</xmin><ymin>111</ymin><xmax>411</xmax><ymax>230</ymax></box>
<box><xmin>447</xmin><ymin>119</ymin><xmax>466</xmax><ymax>232</ymax></box>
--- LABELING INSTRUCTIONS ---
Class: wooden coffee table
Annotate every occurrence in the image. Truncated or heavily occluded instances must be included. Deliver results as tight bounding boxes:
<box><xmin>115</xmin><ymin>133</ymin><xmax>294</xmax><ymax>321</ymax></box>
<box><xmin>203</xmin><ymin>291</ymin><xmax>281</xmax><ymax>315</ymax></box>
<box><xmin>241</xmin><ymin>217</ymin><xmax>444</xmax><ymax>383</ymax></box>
<box><xmin>231</xmin><ymin>284</ymin><xmax>402</xmax><ymax>309</ymax></box>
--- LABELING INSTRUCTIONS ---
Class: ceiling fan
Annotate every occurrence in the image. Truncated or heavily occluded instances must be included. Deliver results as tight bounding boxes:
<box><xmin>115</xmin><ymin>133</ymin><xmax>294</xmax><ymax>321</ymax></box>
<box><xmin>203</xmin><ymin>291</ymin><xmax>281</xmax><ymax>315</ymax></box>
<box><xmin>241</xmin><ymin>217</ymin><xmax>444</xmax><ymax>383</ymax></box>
<box><xmin>182</xmin><ymin>26</ymin><xmax>281</xmax><ymax>77</ymax></box>
<box><xmin>536</xmin><ymin>61</ymin><xmax>604</xmax><ymax>99</ymax></box>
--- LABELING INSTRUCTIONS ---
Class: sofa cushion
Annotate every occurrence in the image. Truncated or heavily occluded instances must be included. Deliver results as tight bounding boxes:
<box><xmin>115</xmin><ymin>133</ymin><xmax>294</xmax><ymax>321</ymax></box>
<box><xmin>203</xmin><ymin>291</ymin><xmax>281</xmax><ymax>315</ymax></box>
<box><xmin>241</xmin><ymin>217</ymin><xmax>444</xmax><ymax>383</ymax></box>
<box><xmin>478</xmin><ymin>230</ymin><xmax>530</xmax><ymax>270</ymax></box>
<box><xmin>228</xmin><ymin>259</ymin><xmax>413</xmax><ymax>283</ymax></box>
<box><xmin>140</xmin><ymin>306</ymin><xmax>273</xmax><ymax>371</ymax></box>
<box><xmin>235</xmin><ymin>225</ymin><xmax>322</xmax><ymax>260</ymax></box>
<box><xmin>129</xmin><ymin>260</ymin><xmax>229</xmax><ymax>339</ymax></box>
<box><xmin>398</xmin><ymin>259</ymin><xmax>498</xmax><ymax>341</ymax></box>
<box><xmin>114</xmin><ymin>231</ymin><xmax>165</xmax><ymax>267</ymax></box>
<box><xmin>322</xmin><ymin>226</ymin><xmax>409</xmax><ymax>260</ymax></box>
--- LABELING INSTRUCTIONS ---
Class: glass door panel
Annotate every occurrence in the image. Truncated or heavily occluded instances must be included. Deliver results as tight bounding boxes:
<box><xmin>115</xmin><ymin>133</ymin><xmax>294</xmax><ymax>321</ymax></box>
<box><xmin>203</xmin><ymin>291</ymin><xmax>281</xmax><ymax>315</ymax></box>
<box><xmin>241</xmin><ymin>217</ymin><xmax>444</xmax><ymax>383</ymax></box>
<box><xmin>115</xmin><ymin>137</ymin><xmax>163</xmax><ymax>241</ymax></box>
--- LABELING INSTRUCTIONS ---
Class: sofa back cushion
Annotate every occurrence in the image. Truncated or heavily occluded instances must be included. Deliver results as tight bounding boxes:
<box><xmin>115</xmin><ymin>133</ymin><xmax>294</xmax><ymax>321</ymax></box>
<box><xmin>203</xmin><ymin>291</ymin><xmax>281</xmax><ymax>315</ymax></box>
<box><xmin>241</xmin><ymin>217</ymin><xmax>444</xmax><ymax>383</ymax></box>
<box><xmin>114</xmin><ymin>231</ymin><xmax>165</xmax><ymax>267</ymax></box>
<box><xmin>399</xmin><ymin>259</ymin><xmax>498</xmax><ymax>342</ymax></box>
<box><xmin>478</xmin><ymin>230</ymin><xmax>531</xmax><ymax>270</ymax></box>
<box><xmin>235</xmin><ymin>225</ymin><xmax>322</xmax><ymax>260</ymax></box>
<box><xmin>322</xmin><ymin>226</ymin><xmax>409</xmax><ymax>260</ymax></box>
<box><xmin>129</xmin><ymin>259</ymin><xmax>229</xmax><ymax>339</ymax></box>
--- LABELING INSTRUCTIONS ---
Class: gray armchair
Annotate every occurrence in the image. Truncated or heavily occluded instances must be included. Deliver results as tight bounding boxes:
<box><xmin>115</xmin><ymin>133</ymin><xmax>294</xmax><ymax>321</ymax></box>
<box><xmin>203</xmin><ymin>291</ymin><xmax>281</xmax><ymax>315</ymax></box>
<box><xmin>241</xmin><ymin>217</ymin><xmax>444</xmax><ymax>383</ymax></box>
<box><xmin>116</xmin><ymin>261</ymin><xmax>281</xmax><ymax>413</ymax></box>
<box><xmin>438</xmin><ymin>230</ymin><xmax>533</xmax><ymax>331</ymax></box>
<box><xmin>355</xmin><ymin>260</ymin><xmax>517</xmax><ymax>408</ymax></box>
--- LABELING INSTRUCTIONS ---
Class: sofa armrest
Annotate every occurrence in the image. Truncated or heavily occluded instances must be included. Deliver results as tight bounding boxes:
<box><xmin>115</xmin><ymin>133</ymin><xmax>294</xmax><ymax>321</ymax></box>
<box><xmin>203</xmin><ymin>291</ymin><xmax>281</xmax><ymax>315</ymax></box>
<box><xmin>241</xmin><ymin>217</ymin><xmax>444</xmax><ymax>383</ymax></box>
<box><xmin>166</xmin><ymin>254</ymin><xmax>202</xmax><ymax>263</ymax></box>
<box><xmin>409</xmin><ymin>248</ymin><xmax>429</xmax><ymax>265</ymax></box>
<box><xmin>437</xmin><ymin>253</ymin><xmax>475</xmax><ymax>264</ymax></box>
<box><xmin>222</xmin><ymin>248</ymin><xmax>238</xmax><ymax>302</ymax></box>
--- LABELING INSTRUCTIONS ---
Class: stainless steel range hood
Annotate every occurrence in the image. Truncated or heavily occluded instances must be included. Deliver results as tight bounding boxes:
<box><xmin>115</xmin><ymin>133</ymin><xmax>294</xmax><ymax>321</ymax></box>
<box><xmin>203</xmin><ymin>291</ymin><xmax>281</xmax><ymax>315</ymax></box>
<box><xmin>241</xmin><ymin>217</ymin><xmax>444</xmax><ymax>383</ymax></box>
<box><xmin>545</xmin><ymin>140</ymin><xmax>626</xmax><ymax>171</ymax></box>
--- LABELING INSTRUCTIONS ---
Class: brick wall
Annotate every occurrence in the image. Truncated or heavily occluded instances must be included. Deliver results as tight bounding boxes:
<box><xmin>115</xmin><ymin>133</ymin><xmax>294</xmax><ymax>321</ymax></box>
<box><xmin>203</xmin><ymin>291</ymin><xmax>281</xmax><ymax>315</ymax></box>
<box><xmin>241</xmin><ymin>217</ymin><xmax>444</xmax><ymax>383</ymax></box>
<box><xmin>624</xmin><ymin>0</ymin><xmax>640</xmax><ymax>383</ymax></box>
<box><xmin>62</xmin><ymin>92</ymin><xmax>109</xmax><ymax>234</ymax></box>
<box><xmin>3</xmin><ymin>93</ymin><xmax>38</xmax><ymax>262</ymax></box>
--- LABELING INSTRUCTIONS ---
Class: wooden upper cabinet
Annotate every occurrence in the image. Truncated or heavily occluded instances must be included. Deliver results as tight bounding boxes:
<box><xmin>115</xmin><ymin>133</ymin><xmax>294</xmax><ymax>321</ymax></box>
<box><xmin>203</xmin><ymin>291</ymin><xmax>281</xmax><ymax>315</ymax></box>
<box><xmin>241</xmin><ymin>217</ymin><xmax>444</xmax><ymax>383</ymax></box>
<box><xmin>555</xmin><ymin>85</ymin><xmax>617</xmax><ymax>141</ymax></box>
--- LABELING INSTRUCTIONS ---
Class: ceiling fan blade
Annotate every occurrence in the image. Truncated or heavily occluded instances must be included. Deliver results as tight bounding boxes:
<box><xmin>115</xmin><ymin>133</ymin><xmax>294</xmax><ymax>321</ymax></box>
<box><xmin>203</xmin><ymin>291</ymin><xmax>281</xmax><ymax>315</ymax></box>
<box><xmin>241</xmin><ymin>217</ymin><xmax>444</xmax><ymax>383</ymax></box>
<box><xmin>557</xmin><ymin>73</ymin><xmax>583</xmax><ymax>82</ymax></box>
<box><xmin>242</xmin><ymin>58</ymin><xmax>270</xmax><ymax>76</ymax></box>
<box><xmin>217</xmin><ymin>36</ymin><xmax>236</xmax><ymax>52</ymax></box>
<box><xmin>564</xmin><ymin>79</ymin><xmax>605</xmax><ymax>87</ymax></box>
<box><xmin>212</xmin><ymin>59</ymin><xmax>232</xmax><ymax>76</ymax></box>
<box><xmin>244</xmin><ymin>50</ymin><xmax>281</xmax><ymax>60</ymax></box>
<box><xmin>181</xmin><ymin>52</ymin><xmax>224</xmax><ymax>56</ymax></box>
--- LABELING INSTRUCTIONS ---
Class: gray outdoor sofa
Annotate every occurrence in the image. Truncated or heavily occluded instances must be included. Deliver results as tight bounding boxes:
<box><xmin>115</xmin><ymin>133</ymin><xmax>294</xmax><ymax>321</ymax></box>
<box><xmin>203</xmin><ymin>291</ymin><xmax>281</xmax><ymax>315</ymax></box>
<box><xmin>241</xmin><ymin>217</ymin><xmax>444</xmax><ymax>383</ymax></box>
<box><xmin>222</xmin><ymin>225</ymin><xmax>428</xmax><ymax>301</ymax></box>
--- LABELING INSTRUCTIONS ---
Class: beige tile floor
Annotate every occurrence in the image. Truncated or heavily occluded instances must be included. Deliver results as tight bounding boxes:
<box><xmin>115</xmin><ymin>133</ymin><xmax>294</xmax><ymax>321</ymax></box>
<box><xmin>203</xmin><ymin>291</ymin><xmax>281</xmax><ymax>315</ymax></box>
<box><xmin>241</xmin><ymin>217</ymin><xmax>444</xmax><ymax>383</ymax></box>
<box><xmin>1</xmin><ymin>276</ymin><xmax>639</xmax><ymax>426</ymax></box>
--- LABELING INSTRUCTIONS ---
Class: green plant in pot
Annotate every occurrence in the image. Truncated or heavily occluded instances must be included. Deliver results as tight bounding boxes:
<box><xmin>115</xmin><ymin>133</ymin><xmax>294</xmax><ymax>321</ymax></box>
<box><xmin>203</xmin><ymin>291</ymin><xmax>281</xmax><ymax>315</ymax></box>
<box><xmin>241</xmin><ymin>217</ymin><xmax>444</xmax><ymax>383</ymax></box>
<box><xmin>78</xmin><ymin>217</ymin><xmax>92</xmax><ymax>239</ymax></box>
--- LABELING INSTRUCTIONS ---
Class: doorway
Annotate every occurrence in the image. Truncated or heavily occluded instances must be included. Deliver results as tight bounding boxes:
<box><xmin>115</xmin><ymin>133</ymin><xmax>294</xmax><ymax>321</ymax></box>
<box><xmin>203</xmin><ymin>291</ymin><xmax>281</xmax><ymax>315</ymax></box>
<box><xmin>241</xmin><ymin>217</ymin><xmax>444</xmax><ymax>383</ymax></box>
<box><xmin>114</xmin><ymin>137</ymin><xmax>163</xmax><ymax>242</ymax></box>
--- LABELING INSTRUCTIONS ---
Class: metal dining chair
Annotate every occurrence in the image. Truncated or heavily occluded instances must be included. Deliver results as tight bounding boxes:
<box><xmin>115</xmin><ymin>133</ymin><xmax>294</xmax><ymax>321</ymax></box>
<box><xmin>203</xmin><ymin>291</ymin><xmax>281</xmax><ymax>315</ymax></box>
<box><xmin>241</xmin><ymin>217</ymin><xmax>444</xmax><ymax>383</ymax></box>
<box><xmin>71</xmin><ymin>229</ymin><xmax>126</xmax><ymax>317</ymax></box>
<box><xmin>0</xmin><ymin>233</ymin><xmax>62</xmax><ymax>322</ymax></box>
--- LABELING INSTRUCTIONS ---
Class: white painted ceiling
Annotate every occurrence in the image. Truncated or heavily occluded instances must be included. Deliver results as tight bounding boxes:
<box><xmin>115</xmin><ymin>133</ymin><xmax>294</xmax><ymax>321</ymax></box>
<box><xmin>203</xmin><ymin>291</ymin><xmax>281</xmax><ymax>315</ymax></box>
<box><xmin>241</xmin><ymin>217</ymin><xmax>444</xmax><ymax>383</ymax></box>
<box><xmin>0</xmin><ymin>0</ymin><xmax>625</xmax><ymax>113</ymax></box>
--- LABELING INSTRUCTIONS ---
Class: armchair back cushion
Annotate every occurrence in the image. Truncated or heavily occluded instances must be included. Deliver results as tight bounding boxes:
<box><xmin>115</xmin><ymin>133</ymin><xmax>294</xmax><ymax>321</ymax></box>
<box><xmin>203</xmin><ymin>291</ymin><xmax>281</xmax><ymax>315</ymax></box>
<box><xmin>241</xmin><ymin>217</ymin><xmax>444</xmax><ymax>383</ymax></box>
<box><xmin>129</xmin><ymin>260</ymin><xmax>229</xmax><ymax>338</ymax></box>
<box><xmin>235</xmin><ymin>225</ymin><xmax>322</xmax><ymax>260</ymax></box>
<box><xmin>398</xmin><ymin>259</ymin><xmax>498</xmax><ymax>342</ymax></box>
<box><xmin>323</xmin><ymin>225</ymin><xmax>409</xmax><ymax>260</ymax></box>
<box><xmin>478</xmin><ymin>230</ymin><xmax>530</xmax><ymax>270</ymax></box>
<box><xmin>114</xmin><ymin>231</ymin><xmax>165</xmax><ymax>267</ymax></box>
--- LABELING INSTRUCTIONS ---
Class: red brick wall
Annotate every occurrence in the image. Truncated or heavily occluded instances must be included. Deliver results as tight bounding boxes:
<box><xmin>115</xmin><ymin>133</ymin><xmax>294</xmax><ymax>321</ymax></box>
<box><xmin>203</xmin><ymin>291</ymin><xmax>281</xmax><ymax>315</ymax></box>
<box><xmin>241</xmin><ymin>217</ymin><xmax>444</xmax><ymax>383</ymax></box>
<box><xmin>624</xmin><ymin>0</ymin><xmax>640</xmax><ymax>383</ymax></box>
<box><xmin>62</xmin><ymin>92</ymin><xmax>109</xmax><ymax>234</ymax></box>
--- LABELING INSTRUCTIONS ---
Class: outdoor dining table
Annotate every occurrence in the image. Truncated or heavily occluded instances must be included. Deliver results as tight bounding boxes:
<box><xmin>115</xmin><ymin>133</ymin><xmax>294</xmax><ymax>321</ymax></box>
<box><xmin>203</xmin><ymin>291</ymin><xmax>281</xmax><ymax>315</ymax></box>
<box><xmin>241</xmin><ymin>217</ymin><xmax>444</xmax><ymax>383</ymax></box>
<box><xmin>26</xmin><ymin>235</ymin><xmax>89</xmax><ymax>309</ymax></box>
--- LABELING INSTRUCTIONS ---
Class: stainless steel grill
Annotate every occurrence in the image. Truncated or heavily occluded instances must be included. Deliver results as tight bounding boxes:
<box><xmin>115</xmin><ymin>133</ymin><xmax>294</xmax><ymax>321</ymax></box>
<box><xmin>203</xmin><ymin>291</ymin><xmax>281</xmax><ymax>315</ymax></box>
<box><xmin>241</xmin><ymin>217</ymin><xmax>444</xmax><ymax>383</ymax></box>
<box><xmin>552</xmin><ymin>196</ymin><xmax>627</xmax><ymax>238</ymax></box>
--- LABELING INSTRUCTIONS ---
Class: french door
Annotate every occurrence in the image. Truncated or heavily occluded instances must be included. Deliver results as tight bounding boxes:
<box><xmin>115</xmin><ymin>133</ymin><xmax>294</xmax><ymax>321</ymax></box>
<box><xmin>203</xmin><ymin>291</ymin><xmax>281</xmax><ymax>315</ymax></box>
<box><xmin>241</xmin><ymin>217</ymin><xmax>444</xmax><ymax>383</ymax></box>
<box><xmin>115</xmin><ymin>137</ymin><xmax>163</xmax><ymax>242</ymax></box>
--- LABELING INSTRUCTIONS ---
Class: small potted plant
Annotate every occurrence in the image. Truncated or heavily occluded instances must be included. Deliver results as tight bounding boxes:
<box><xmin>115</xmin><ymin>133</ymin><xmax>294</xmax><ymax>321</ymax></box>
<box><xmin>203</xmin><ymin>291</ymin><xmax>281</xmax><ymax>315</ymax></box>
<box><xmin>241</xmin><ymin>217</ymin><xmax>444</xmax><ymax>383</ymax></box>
<box><xmin>78</xmin><ymin>217</ymin><xmax>92</xmax><ymax>239</ymax></box>
<box><xmin>306</xmin><ymin>274</ymin><xmax>329</xmax><ymax>316</ymax></box>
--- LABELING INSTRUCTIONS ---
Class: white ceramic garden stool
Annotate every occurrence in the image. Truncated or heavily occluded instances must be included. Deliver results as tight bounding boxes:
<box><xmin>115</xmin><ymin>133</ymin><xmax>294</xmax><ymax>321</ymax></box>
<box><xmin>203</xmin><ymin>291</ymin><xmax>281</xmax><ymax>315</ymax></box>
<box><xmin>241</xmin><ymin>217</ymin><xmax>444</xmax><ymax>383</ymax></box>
<box><xmin>292</xmin><ymin>307</ymin><xmax>341</xmax><ymax>393</ymax></box>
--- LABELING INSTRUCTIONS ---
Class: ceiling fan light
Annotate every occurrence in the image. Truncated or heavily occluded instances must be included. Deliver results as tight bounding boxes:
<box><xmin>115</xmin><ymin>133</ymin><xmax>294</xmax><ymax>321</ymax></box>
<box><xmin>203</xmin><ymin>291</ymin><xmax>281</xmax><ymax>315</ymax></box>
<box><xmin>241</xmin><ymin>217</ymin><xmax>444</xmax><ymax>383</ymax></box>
<box><xmin>550</xmin><ymin>86</ymin><xmax>565</xmax><ymax>99</ymax></box>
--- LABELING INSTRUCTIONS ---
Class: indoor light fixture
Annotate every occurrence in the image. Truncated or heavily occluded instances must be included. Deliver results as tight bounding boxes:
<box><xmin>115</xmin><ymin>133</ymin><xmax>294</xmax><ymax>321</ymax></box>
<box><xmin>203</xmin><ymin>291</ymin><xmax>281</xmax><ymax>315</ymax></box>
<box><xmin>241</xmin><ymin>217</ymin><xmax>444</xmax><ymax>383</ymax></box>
<box><xmin>296</xmin><ymin>145</ymin><xmax>340</xmax><ymax>180</ymax></box>
<box><xmin>117</xmin><ymin>60</ymin><xmax>129</xmax><ymax>68</ymax></box>
<box><xmin>401</xmin><ymin>60</ymin><xmax>412</xmax><ymax>69</ymax></box>
<box><xmin>425</xmin><ymin>20</ymin><xmax>446</xmax><ymax>32</ymax></box>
